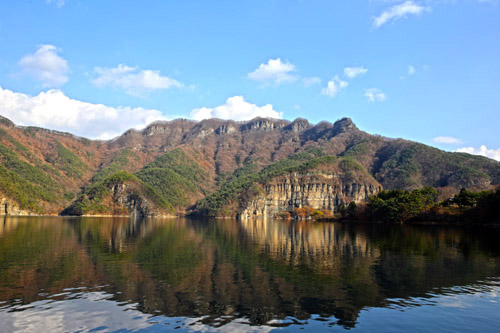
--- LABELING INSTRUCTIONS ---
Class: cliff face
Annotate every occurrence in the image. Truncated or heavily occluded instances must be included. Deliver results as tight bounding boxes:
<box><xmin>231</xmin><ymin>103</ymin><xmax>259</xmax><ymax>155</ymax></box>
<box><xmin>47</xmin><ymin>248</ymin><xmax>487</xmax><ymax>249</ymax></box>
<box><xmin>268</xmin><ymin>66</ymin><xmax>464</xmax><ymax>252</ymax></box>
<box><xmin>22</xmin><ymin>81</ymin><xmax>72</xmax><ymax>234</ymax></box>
<box><xmin>241</xmin><ymin>170</ymin><xmax>381</xmax><ymax>219</ymax></box>
<box><xmin>101</xmin><ymin>182</ymin><xmax>169</xmax><ymax>217</ymax></box>
<box><xmin>0</xmin><ymin>197</ymin><xmax>32</xmax><ymax>216</ymax></box>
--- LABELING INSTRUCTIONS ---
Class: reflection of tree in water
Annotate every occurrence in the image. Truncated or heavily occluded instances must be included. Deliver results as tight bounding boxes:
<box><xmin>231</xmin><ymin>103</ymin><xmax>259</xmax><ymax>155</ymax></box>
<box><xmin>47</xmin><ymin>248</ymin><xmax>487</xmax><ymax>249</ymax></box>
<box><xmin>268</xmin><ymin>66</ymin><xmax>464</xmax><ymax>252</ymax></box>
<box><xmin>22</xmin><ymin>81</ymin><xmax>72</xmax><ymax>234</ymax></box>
<box><xmin>0</xmin><ymin>217</ymin><xmax>499</xmax><ymax>328</ymax></box>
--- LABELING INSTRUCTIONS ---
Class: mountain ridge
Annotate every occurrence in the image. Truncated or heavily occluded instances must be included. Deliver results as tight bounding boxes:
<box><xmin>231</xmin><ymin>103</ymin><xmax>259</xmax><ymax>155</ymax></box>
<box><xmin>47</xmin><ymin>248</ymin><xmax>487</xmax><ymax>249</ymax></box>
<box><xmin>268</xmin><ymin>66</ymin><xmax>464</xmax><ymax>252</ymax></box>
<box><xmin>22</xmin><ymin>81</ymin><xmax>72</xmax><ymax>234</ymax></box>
<box><xmin>0</xmin><ymin>114</ymin><xmax>498</xmax><ymax>217</ymax></box>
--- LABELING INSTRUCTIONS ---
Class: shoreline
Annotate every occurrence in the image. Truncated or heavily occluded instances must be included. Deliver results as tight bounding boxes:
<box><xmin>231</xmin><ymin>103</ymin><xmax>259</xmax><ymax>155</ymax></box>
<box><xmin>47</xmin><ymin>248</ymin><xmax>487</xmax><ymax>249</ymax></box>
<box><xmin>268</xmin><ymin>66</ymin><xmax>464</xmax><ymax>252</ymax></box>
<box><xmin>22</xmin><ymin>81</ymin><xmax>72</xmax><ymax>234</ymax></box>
<box><xmin>0</xmin><ymin>213</ymin><xmax>179</xmax><ymax>219</ymax></box>
<box><xmin>3</xmin><ymin>213</ymin><xmax>498</xmax><ymax>227</ymax></box>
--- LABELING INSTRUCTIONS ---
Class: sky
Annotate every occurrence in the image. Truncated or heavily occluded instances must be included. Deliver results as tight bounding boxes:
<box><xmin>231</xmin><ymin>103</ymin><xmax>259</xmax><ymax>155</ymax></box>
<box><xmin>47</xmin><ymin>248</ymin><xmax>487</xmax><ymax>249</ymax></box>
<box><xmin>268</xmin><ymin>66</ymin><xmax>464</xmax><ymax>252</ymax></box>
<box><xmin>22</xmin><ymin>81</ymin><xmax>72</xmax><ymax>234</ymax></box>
<box><xmin>0</xmin><ymin>0</ymin><xmax>499</xmax><ymax>160</ymax></box>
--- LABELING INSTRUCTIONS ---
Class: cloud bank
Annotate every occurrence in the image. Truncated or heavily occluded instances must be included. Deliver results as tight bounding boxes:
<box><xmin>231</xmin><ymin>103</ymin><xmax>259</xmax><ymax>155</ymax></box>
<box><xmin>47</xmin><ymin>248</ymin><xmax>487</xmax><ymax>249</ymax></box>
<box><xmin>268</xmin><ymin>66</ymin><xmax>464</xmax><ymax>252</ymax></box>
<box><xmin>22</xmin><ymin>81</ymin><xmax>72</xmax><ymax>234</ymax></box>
<box><xmin>0</xmin><ymin>86</ymin><xmax>166</xmax><ymax>140</ymax></box>
<box><xmin>190</xmin><ymin>96</ymin><xmax>282</xmax><ymax>121</ymax></box>
<box><xmin>456</xmin><ymin>145</ymin><xmax>500</xmax><ymax>162</ymax></box>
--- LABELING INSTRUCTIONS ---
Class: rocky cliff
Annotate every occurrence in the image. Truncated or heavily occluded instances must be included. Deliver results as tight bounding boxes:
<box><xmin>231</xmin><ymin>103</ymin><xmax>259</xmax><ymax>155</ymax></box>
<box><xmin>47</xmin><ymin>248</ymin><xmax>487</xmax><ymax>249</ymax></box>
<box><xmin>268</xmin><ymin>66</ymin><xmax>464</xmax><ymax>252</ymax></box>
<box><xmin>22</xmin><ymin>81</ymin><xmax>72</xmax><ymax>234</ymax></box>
<box><xmin>241</xmin><ymin>171</ymin><xmax>381</xmax><ymax>219</ymax></box>
<box><xmin>102</xmin><ymin>182</ymin><xmax>171</xmax><ymax>217</ymax></box>
<box><xmin>194</xmin><ymin>154</ymin><xmax>382</xmax><ymax>218</ymax></box>
<box><xmin>0</xmin><ymin>197</ymin><xmax>33</xmax><ymax>216</ymax></box>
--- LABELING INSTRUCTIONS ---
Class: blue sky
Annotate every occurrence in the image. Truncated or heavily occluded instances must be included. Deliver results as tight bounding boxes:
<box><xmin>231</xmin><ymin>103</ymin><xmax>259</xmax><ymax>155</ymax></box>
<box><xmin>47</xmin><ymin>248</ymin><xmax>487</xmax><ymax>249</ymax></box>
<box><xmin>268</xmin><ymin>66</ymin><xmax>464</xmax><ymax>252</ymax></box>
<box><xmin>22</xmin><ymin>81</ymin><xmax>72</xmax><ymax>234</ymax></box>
<box><xmin>0</xmin><ymin>0</ymin><xmax>499</xmax><ymax>159</ymax></box>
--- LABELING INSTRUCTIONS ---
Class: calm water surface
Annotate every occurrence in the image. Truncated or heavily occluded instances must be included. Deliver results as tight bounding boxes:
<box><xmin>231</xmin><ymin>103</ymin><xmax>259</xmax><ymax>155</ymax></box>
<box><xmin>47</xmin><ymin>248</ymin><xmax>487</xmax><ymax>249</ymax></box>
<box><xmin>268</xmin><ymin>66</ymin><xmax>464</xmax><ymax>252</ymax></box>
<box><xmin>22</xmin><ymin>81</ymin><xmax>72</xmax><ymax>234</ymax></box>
<box><xmin>0</xmin><ymin>217</ymin><xmax>499</xmax><ymax>332</ymax></box>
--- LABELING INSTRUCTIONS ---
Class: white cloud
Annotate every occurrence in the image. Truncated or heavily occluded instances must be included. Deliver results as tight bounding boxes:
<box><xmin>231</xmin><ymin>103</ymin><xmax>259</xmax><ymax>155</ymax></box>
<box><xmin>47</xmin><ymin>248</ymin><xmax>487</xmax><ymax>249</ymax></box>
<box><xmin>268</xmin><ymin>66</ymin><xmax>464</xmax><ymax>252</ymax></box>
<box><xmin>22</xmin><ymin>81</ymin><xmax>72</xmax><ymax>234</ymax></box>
<box><xmin>0</xmin><ymin>86</ymin><xmax>166</xmax><ymax>140</ymax></box>
<box><xmin>46</xmin><ymin>0</ymin><xmax>64</xmax><ymax>7</ymax></box>
<box><xmin>373</xmin><ymin>1</ymin><xmax>429</xmax><ymax>28</ymax></box>
<box><xmin>456</xmin><ymin>145</ymin><xmax>500</xmax><ymax>162</ymax></box>
<box><xmin>247</xmin><ymin>58</ymin><xmax>297</xmax><ymax>85</ymax></box>
<box><xmin>364</xmin><ymin>88</ymin><xmax>387</xmax><ymax>102</ymax></box>
<box><xmin>433</xmin><ymin>136</ymin><xmax>462</xmax><ymax>145</ymax></box>
<box><xmin>321</xmin><ymin>76</ymin><xmax>348</xmax><ymax>98</ymax></box>
<box><xmin>302</xmin><ymin>76</ymin><xmax>321</xmax><ymax>87</ymax></box>
<box><xmin>408</xmin><ymin>65</ymin><xmax>416</xmax><ymax>75</ymax></box>
<box><xmin>344</xmin><ymin>67</ymin><xmax>368</xmax><ymax>79</ymax></box>
<box><xmin>18</xmin><ymin>45</ymin><xmax>69</xmax><ymax>87</ymax></box>
<box><xmin>92</xmin><ymin>64</ymin><xmax>183</xmax><ymax>96</ymax></box>
<box><xmin>190</xmin><ymin>96</ymin><xmax>282</xmax><ymax>121</ymax></box>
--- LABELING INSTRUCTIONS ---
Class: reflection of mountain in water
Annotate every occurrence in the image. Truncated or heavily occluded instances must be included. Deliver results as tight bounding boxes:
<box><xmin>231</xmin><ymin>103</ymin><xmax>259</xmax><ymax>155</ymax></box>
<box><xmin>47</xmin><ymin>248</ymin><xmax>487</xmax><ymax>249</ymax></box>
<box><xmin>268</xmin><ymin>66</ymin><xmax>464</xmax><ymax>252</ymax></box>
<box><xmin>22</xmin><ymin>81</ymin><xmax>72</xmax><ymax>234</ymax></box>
<box><xmin>239</xmin><ymin>219</ymin><xmax>380</xmax><ymax>269</ymax></box>
<box><xmin>0</xmin><ymin>216</ymin><xmax>499</xmax><ymax>328</ymax></box>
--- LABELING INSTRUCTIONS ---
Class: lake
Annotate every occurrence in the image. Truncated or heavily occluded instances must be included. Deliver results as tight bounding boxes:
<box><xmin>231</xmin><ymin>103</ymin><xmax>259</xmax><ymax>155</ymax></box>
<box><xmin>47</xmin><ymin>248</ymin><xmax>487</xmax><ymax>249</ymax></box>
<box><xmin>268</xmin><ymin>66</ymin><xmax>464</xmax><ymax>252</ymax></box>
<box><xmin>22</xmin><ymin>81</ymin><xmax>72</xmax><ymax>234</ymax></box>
<box><xmin>0</xmin><ymin>217</ymin><xmax>499</xmax><ymax>332</ymax></box>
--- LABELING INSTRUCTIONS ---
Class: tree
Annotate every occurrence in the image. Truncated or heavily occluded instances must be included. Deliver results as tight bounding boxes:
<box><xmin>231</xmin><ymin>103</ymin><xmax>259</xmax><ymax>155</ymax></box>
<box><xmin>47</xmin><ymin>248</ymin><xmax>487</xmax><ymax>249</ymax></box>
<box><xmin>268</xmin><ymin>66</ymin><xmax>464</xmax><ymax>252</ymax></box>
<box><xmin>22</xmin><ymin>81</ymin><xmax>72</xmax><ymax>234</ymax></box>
<box><xmin>347</xmin><ymin>201</ymin><xmax>357</xmax><ymax>214</ymax></box>
<box><xmin>418</xmin><ymin>186</ymin><xmax>438</xmax><ymax>207</ymax></box>
<box><xmin>367</xmin><ymin>188</ymin><xmax>438</xmax><ymax>222</ymax></box>
<box><xmin>312</xmin><ymin>210</ymin><xmax>324</xmax><ymax>218</ymax></box>
<box><xmin>454</xmin><ymin>188</ymin><xmax>477</xmax><ymax>208</ymax></box>
<box><xmin>294</xmin><ymin>207</ymin><xmax>307</xmax><ymax>219</ymax></box>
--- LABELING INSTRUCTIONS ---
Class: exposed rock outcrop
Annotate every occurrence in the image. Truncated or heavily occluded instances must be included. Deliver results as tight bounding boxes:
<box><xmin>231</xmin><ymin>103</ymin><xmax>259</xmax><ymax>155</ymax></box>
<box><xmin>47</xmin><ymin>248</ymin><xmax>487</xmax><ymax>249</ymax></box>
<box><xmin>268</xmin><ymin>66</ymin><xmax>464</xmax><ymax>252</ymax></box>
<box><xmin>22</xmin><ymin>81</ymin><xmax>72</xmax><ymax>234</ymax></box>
<box><xmin>0</xmin><ymin>197</ymin><xmax>33</xmax><ymax>216</ymax></box>
<box><xmin>62</xmin><ymin>172</ymin><xmax>174</xmax><ymax>217</ymax></box>
<box><xmin>241</xmin><ymin>172</ymin><xmax>381</xmax><ymax>218</ymax></box>
<box><xmin>106</xmin><ymin>183</ymin><xmax>170</xmax><ymax>217</ymax></box>
<box><xmin>237</xmin><ymin>160</ymin><xmax>382</xmax><ymax>219</ymax></box>
<box><xmin>240</xmin><ymin>118</ymin><xmax>290</xmax><ymax>132</ymax></box>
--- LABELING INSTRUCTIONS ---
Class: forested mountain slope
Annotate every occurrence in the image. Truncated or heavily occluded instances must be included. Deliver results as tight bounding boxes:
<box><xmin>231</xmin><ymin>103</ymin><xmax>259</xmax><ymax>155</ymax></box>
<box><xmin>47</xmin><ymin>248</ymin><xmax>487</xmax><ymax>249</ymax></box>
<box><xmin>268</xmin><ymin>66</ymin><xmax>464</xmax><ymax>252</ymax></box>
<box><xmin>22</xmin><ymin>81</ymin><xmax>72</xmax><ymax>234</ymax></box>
<box><xmin>0</xmin><ymin>114</ymin><xmax>498</xmax><ymax>216</ymax></box>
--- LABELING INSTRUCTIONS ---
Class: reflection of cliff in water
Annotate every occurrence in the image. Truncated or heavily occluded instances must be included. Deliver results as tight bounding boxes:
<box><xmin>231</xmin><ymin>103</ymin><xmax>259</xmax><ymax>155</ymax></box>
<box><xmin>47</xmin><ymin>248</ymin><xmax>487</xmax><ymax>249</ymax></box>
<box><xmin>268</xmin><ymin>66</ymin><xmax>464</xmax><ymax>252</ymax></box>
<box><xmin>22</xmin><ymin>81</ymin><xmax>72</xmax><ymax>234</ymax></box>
<box><xmin>239</xmin><ymin>219</ymin><xmax>380</xmax><ymax>269</ymax></box>
<box><xmin>0</xmin><ymin>217</ymin><xmax>499</xmax><ymax>328</ymax></box>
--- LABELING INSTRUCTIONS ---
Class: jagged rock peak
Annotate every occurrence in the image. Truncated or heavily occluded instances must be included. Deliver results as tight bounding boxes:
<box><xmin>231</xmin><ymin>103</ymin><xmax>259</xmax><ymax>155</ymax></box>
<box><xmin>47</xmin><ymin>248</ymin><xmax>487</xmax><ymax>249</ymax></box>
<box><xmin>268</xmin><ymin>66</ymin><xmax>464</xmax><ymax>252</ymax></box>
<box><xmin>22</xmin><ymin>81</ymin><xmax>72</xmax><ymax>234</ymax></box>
<box><xmin>189</xmin><ymin>118</ymin><xmax>231</xmax><ymax>137</ymax></box>
<box><xmin>240</xmin><ymin>117</ymin><xmax>291</xmax><ymax>131</ymax></box>
<box><xmin>332</xmin><ymin>117</ymin><xmax>358</xmax><ymax>134</ymax></box>
<box><xmin>197</xmin><ymin>118</ymin><xmax>233</xmax><ymax>127</ymax></box>
<box><xmin>215</xmin><ymin>123</ymin><xmax>237</xmax><ymax>135</ymax></box>
<box><xmin>142</xmin><ymin>118</ymin><xmax>196</xmax><ymax>136</ymax></box>
<box><xmin>121</xmin><ymin>128</ymin><xmax>140</xmax><ymax>137</ymax></box>
<box><xmin>287</xmin><ymin>118</ymin><xmax>311</xmax><ymax>133</ymax></box>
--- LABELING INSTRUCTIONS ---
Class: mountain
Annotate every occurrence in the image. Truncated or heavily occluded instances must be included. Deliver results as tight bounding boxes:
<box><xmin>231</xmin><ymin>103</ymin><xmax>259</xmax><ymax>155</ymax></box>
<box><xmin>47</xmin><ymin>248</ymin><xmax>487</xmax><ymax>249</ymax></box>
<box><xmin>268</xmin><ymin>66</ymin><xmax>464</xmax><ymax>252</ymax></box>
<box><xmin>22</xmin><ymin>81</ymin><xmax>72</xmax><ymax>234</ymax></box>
<box><xmin>0</xmin><ymin>114</ymin><xmax>499</xmax><ymax>217</ymax></box>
